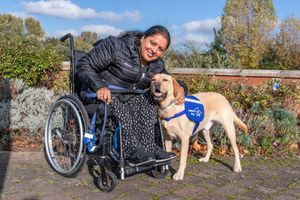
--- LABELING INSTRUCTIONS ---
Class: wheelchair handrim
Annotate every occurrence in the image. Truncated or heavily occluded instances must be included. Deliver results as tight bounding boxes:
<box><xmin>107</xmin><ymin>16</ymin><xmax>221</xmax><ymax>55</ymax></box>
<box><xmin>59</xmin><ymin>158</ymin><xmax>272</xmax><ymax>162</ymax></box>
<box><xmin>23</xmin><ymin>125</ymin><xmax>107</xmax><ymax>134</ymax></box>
<box><xmin>44</xmin><ymin>98</ymin><xmax>85</xmax><ymax>175</ymax></box>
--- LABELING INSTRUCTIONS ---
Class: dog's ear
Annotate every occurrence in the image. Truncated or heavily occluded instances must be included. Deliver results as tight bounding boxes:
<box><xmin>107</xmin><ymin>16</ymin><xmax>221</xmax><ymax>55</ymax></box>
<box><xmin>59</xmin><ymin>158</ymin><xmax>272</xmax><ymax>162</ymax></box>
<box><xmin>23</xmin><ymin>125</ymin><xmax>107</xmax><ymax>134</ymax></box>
<box><xmin>172</xmin><ymin>77</ymin><xmax>180</xmax><ymax>97</ymax></box>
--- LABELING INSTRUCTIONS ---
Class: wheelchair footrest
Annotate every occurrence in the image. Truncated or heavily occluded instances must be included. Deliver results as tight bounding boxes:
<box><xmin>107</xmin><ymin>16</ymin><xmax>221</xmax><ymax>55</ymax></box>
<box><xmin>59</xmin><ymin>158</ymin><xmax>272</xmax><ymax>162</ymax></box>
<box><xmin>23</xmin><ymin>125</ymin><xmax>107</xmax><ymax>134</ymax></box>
<box><xmin>124</xmin><ymin>160</ymin><xmax>171</xmax><ymax>176</ymax></box>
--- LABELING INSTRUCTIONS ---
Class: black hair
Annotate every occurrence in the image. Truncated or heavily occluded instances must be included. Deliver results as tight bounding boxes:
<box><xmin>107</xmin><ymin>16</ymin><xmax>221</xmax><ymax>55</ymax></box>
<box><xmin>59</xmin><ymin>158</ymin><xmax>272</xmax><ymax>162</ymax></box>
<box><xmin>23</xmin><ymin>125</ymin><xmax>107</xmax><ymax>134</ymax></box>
<box><xmin>119</xmin><ymin>25</ymin><xmax>171</xmax><ymax>49</ymax></box>
<box><xmin>119</xmin><ymin>30</ymin><xmax>143</xmax><ymax>38</ymax></box>
<box><xmin>143</xmin><ymin>25</ymin><xmax>171</xmax><ymax>49</ymax></box>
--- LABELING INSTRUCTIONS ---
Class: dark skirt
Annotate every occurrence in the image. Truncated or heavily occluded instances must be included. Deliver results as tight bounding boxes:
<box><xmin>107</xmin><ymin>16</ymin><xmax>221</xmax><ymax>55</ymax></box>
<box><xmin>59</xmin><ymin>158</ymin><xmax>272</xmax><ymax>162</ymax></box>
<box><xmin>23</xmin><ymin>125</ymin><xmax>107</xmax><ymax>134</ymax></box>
<box><xmin>110</xmin><ymin>91</ymin><xmax>159</xmax><ymax>159</ymax></box>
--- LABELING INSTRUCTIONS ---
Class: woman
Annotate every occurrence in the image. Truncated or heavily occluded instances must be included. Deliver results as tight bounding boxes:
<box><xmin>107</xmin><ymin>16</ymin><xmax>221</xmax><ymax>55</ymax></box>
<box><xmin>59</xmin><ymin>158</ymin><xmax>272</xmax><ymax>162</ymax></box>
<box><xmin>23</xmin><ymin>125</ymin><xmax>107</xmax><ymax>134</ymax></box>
<box><xmin>76</xmin><ymin>25</ymin><xmax>185</xmax><ymax>166</ymax></box>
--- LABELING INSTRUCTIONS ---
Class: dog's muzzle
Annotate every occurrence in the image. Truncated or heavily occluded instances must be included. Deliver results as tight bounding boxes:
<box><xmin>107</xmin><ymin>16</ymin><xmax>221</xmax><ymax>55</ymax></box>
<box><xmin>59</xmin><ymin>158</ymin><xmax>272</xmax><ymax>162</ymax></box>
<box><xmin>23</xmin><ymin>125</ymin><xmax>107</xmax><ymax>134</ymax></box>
<box><xmin>151</xmin><ymin>81</ymin><xmax>167</xmax><ymax>101</ymax></box>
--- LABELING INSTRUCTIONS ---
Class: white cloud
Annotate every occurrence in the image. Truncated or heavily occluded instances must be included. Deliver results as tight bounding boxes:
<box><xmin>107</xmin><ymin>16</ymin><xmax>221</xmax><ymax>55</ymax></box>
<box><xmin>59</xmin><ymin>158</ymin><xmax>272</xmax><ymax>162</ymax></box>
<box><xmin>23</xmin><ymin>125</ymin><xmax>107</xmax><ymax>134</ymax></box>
<box><xmin>172</xmin><ymin>33</ymin><xmax>210</xmax><ymax>47</ymax></box>
<box><xmin>23</xmin><ymin>0</ymin><xmax>141</xmax><ymax>22</ymax></box>
<box><xmin>96</xmin><ymin>10</ymin><xmax>140</xmax><ymax>22</ymax></box>
<box><xmin>183</xmin><ymin>18</ymin><xmax>221</xmax><ymax>33</ymax></box>
<box><xmin>7</xmin><ymin>11</ymin><xmax>31</xmax><ymax>19</ymax></box>
<box><xmin>81</xmin><ymin>25</ymin><xmax>123</xmax><ymax>37</ymax></box>
<box><xmin>52</xmin><ymin>25</ymin><xmax>123</xmax><ymax>38</ymax></box>
<box><xmin>54</xmin><ymin>29</ymin><xmax>79</xmax><ymax>37</ymax></box>
<box><xmin>170</xmin><ymin>18</ymin><xmax>221</xmax><ymax>49</ymax></box>
<box><xmin>185</xmin><ymin>33</ymin><xmax>211</xmax><ymax>44</ymax></box>
<box><xmin>23</xmin><ymin>0</ymin><xmax>97</xmax><ymax>19</ymax></box>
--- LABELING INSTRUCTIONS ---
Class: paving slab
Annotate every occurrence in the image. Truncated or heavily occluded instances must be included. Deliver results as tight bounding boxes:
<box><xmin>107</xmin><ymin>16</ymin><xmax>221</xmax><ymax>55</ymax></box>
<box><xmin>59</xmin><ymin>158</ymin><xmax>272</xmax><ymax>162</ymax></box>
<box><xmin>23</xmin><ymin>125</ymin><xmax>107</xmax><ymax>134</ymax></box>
<box><xmin>0</xmin><ymin>151</ymin><xmax>299</xmax><ymax>200</ymax></box>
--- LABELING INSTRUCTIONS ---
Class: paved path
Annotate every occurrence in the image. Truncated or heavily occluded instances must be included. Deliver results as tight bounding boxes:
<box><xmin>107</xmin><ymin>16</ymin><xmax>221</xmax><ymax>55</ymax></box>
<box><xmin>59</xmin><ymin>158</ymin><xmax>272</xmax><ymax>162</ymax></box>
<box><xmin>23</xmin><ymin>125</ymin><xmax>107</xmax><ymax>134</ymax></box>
<box><xmin>0</xmin><ymin>151</ymin><xmax>300</xmax><ymax>200</ymax></box>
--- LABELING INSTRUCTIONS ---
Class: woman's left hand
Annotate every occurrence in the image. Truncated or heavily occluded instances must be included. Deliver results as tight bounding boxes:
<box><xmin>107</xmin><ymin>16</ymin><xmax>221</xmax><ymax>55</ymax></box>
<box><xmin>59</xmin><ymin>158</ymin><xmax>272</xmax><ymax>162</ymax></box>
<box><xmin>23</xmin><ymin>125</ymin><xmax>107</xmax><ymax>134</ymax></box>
<box><xmin>174</xmin><ymin>86</ymin><xmax>185</xmax><ymax>105</ymax></box>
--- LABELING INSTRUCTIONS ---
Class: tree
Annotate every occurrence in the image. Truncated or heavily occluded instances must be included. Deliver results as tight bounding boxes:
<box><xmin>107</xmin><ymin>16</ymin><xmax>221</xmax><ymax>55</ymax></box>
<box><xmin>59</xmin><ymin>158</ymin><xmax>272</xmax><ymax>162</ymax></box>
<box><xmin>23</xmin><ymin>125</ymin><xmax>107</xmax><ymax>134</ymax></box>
<box><xmin>221</xmin><ymin>0</ymin><xmax>277</xmax><ymax>68</ymax></box>
<box><xmin>208</xmin><ymin>28</ymin><xmax>229</xmax><ymax>68</ymax></box>
<box><xmin>24</xmin><ymin>17</ymin><xmax>45</xmax><ymax>38</ymax></box>
<box><xmin>274</xmin><ymin>17</ymin><xmax>300</xmax><ymax>69</ymax></box>
<box><xmin>72</xmin><ymin>32</ymin><xmax>99</xmax><ymax>52</ymax></box>
<box><xmin>80</xmin><ymin>31</ymin><xmax>98</xmax><ymax>45</ymax></box>
<box><xmin>0</xmin><ymin>14</ymin><xmax>23</xmax><ymax>38</ymax></box>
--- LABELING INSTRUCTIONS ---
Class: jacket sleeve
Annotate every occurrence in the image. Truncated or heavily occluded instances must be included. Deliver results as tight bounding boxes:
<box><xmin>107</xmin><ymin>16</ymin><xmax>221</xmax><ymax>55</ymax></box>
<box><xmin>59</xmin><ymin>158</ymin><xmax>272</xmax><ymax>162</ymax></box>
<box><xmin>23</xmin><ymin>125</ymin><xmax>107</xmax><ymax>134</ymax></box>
<box><xmin>76</xmin><ymin>36</ymin><xmax>117</xmax><ymax>92</ymax></box>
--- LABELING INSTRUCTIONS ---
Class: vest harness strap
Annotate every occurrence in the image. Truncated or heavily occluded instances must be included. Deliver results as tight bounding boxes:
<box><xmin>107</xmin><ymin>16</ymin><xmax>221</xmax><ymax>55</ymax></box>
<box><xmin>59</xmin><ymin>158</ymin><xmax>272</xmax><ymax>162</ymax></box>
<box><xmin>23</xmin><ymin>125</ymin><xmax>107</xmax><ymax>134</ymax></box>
<box><xmin>164</xmin><ymin>95</ymin><xmax>205</xmax><ymax>137</ymax></box>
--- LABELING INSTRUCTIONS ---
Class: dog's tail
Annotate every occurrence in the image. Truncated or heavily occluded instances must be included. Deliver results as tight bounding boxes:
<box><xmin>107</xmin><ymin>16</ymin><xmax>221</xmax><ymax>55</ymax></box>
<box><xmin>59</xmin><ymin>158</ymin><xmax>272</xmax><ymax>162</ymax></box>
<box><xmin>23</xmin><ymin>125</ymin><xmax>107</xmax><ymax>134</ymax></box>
<box><xmin>233</xmin><ymin>114</ymin><xmax>248</xmax><ymax>133</ymax></box>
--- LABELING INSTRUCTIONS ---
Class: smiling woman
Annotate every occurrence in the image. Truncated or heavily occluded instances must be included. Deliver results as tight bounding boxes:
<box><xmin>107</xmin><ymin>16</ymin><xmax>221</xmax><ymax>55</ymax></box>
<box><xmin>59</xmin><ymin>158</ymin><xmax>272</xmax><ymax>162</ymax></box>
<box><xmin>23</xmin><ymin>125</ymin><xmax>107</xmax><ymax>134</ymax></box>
<box><xmin>139</xmin><ymin>34</ymin><xmax>168</xmax><ymax>66</ymax></box>
<box><xmin>76</xmin><ymin>25</ymin><xmax>185</xmax><ymax>165</ymax></box>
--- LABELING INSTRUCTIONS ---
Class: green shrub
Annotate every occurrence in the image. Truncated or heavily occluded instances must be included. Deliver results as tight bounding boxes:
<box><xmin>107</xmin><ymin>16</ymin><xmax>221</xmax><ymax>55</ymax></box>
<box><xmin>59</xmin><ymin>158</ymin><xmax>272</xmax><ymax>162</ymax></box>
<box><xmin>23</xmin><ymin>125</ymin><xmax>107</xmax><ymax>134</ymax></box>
<box><xmin>0</xmin><ymin>36</ymin><xmax>62</xmax><ymax>87</ymax></box>
<box><xmin>261</xmin><ymin>136</ymin><xmax>276</xmax><ymax>156</ymax></box>
<box><xmin>0</xmin><ymin>79</ymin><xmax>59</xmax><ymax>149</ymax></box>
<box><xmin>237</xmin><ymin>134</ymin><xmax>251</xmax><ymax>148</ymax></box>
<box><xmin>0</xmin><ymin>79</ymin><xmax>57</xmax><ymax>135</ymax></box>
<box><xmin>52</xmin><ymin>71</ymin><xmax>70</xmax><ymax>93</ymax></box>
<box><xmin>263</xmin><ymin>106</ymin><xmax>298</xmax><ymax>136</ymax></box>
<box><xmin>181</xmin><ymin>75</ymin><xmax>299</xmax><ymax>114</ymax></box>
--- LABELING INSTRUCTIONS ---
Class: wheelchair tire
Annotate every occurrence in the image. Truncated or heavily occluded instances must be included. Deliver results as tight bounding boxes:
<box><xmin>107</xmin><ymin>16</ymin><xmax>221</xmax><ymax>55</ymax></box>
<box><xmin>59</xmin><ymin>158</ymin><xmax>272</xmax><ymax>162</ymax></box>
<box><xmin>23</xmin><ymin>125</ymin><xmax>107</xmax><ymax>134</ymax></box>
<box><xmin>44</xmin><ymin>95</ymin><xmax>89</xmax><ymax>177</ymax></box>
<box><xmin>150</xmin><ymin>165</ymin><xmax>169</xmax><ymax>179</ymax></box>
<box><xmin>97</xmin><ymin>171</ymin><xmax>117</xmax><ymax>193</ymax></box>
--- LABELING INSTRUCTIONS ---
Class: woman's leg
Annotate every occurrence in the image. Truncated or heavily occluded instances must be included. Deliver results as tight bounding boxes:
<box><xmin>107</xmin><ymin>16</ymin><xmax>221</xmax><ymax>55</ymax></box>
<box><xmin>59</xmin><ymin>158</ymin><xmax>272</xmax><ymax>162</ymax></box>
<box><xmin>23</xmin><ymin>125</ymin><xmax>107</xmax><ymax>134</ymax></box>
<box><xmin>110</xmin><ymin>93</ymin><xmax>175</xmax><ymax>163</ymax></box>
<box><xmin>130</xmin><ymin>91</ymin><xmax>176</xmax><ymax>161</ymax></box>
<box><xmin>129</xmin><ymin>92</ymin><xmax>158</xmax><ymax>154</ymax></box>
<box><xmin>110</xmin><ymin>96</ymin><xmax>139</xmax><ymax>159</ymax></box>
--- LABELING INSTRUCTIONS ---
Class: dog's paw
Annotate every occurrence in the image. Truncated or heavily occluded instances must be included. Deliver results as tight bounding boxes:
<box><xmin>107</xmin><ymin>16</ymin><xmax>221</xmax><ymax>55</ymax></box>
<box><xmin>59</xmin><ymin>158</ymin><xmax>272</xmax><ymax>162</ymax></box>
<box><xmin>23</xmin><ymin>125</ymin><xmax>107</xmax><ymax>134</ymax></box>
<box><xmin>173</xmin><ymin>172</ymin><xmax>184</xmax><ymax>180</ymax></box>
<box><xmin>198</xmin><ymin>157</ymin><xmax>209</xmax><ymax>162</ymax></box>
<box><xmin>234</xmin><ymin>167</ymin><xmax>242</xmax><ymax>173</ymax></box>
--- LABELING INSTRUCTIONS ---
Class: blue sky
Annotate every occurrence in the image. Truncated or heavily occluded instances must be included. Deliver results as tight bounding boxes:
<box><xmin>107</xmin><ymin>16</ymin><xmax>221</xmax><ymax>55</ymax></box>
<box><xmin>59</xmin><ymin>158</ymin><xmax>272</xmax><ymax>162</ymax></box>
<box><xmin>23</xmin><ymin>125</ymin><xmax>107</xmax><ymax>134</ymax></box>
<box><xmin>0</xmin><ymin>0</ymin><xmax>299</xmax><ymax>49</ymax></box>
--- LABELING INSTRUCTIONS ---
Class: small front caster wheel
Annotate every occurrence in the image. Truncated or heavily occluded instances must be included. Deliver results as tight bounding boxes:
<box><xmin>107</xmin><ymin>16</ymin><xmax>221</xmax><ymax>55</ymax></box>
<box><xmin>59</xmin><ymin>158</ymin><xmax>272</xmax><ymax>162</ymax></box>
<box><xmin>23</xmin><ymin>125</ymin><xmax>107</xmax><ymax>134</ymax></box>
<box><xmin>97</xmin><ymin>171</ymin><xmax>117</xmax><ymax>192</ymax></box>
<box><xmin>150</xmin><ymin>165</ymin><xmax>169</xmax><ymax>179</ymax></box>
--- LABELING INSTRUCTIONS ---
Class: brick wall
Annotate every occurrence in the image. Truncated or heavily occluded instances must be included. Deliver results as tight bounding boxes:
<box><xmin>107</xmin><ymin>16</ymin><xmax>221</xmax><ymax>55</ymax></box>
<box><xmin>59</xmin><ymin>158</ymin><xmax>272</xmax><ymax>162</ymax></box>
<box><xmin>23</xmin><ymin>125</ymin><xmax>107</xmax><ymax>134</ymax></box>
<box><xmin>170</xmin><ymin>68</ymin><xmax>300</xmax><ymax>85</ymax></box>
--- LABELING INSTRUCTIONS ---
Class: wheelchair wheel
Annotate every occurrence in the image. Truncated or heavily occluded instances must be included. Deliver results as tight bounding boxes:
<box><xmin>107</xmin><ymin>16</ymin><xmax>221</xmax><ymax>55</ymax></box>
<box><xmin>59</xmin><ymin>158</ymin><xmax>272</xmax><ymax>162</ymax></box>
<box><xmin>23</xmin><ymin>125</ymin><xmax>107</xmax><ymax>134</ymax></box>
<box><xmin>150</xmin><ymin>165</ymin><xmax>169</xmax><ymax>179</ymax></box>
<box><xmin>44</xmin><ymin>95</ymin><xmax>89</xmax><ymax>177</ymax></box>
<box><xmin>97</xmin><ymin>171</ymin><xmax>117</xmax><ymax>192</ymax></box>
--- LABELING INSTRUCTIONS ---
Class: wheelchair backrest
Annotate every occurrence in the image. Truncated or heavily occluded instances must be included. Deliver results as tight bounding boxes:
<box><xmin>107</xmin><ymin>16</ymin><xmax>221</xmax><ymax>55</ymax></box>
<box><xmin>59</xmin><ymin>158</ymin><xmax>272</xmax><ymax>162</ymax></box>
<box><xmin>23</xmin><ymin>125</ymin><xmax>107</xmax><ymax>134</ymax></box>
<box><xmin>60</xmin><ymin>33</ymin><xmax>103</xmax><ymax>96</ymax></box>
<box><xmin>73</xmin><ymin>50</ymin><xmax>87</xmax><ymax>76</ymax></box>
<box><xmin>73</xmin><ymin>50</ymin><xmax>87</xmax><ymax>97</ymax></box>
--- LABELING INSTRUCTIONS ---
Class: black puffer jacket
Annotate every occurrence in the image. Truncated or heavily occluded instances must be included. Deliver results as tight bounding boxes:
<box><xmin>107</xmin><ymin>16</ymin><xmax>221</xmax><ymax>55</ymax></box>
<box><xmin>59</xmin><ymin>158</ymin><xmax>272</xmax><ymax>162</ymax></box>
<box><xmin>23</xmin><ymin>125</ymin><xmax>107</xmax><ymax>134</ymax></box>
<box><xmin>76</xmin><ymin>33</ymin><xmax>168</xmax><ymax>96</ymax></box>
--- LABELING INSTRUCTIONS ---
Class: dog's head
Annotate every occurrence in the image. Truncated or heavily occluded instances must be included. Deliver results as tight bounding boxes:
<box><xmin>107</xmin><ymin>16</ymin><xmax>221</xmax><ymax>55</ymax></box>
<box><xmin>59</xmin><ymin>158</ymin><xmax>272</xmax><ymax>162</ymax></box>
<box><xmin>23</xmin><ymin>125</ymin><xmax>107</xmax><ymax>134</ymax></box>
<box><xmin>150</xmin><ymin>74</ymin><xmax>180</xmax><ymax>102</ymax></box>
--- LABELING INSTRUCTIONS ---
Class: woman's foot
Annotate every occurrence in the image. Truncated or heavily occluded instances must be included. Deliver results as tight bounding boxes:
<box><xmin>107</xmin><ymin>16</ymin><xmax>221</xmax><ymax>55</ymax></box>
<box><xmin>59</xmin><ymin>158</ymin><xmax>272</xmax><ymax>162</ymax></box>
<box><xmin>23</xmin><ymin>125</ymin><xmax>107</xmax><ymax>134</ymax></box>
<box><xmin>129</xmin><ymin>149</ymin><xmax>156</xmax><ymax>166</ymax></box>
<box><xmin>154</xmin><ymin>149</ymin><xmax>176</xmax><ymax>162</ymax></box>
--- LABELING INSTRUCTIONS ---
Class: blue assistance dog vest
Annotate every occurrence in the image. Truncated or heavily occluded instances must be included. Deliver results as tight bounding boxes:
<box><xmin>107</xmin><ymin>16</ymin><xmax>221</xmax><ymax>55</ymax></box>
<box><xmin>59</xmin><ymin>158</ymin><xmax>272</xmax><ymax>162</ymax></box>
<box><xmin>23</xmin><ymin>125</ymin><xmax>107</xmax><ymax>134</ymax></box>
<box><xmin>165</xmin><ymin>95</ymin><xmax>205</xmax><ymax>137</ymax></box>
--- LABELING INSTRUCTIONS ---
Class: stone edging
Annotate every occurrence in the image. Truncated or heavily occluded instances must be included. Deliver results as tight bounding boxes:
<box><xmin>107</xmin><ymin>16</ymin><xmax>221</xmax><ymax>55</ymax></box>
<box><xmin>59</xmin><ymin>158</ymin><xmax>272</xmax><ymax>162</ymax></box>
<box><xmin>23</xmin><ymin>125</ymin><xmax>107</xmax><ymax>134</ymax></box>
<box><xmin>170</xmin><ymin>68</ymin><xmax>300</xmax><ymax>79</ymax></box>
<box><xmin>61</xmin><ymin>61</ymin><xmax>300</xmax><ymax>79</ymax></box>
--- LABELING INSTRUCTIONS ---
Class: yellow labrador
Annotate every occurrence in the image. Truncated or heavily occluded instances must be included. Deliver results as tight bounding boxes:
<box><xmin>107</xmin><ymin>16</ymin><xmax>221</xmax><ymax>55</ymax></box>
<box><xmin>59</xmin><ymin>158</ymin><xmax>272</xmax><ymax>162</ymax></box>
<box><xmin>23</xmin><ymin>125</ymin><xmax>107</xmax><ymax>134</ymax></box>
<box><xmin>151</xmin><ymin>74</ymin><xmax>248</xmax><ymax>180</ymax></box>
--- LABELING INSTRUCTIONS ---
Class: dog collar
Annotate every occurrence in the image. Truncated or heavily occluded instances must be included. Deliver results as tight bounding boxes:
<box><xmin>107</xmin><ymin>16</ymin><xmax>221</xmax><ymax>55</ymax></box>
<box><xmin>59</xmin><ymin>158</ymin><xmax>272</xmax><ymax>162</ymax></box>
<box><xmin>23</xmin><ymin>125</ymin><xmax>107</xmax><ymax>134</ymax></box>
<box><xmin>164</xmin><ymin>110</ymin><xmax>185</xmax><ymax>121</ymax></box>
<box><xmin>161</xmin><ymin>99</ymin><xmax>175</xmax><ymax>110</ymax></box>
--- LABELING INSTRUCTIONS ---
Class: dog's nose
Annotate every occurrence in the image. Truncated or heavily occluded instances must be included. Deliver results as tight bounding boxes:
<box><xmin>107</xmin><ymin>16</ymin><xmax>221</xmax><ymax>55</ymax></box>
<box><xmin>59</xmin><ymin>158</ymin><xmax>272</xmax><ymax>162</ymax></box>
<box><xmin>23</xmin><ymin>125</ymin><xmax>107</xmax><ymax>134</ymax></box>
<box><xmin>153</xmin><ymin>80</ymin><xmax>160</xmax><ymax>86</ymax></box>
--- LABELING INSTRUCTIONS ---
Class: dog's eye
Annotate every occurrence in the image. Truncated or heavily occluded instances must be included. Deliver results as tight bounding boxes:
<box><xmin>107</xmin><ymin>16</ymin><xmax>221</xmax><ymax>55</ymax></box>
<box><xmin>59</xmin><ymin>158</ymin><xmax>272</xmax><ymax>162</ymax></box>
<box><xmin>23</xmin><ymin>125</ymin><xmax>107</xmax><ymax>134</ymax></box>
<box><xmin>162</xmin><ymin>79</ymin><xmax>168</xmax><ymax>82</ymax></box>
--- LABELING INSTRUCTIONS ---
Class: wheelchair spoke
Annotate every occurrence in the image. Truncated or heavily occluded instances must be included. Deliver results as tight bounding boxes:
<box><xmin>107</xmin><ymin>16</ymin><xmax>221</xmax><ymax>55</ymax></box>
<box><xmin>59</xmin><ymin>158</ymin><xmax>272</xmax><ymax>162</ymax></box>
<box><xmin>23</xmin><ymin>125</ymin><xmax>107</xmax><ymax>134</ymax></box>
<box><xmin>44</xmin><ymin>95</ymin><xmax>88</xmax><ymax>177</ymax></box>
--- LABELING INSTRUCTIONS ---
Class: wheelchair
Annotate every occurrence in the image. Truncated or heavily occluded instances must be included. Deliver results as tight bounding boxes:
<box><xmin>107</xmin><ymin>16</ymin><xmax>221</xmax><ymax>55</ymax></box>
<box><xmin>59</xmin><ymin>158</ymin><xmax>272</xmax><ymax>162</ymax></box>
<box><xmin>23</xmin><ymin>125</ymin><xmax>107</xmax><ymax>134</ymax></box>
<box><xmin>43</xmin><ymin>34</ymin><xmax>170</xmax><ymax>192</ymax></box>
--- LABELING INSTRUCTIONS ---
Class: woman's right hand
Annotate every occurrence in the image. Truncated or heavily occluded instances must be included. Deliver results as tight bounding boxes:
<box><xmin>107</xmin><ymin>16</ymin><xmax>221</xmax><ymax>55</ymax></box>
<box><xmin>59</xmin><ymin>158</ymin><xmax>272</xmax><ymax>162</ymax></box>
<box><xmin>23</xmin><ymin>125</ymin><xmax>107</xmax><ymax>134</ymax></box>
<box><xmin>96</xmin><ymin>87</ymin><xmax>112</xmax><ymax>104</ymax></box>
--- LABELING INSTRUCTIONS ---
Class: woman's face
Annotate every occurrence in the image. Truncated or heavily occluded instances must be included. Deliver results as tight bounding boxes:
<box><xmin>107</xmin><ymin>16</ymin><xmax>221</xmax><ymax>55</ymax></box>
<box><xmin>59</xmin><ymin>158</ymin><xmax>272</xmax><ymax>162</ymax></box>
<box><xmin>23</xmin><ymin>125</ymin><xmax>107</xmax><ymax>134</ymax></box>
<box><xmin>139</xmin><ymin>33</ymin><xmax>168</xmax><ymax>65</ymax></box>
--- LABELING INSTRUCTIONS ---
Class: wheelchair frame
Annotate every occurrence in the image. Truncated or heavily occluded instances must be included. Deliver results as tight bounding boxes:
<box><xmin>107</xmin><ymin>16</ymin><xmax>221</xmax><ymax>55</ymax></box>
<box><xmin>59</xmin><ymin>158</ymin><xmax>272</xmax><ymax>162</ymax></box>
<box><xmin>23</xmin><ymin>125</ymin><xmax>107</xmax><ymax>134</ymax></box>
<box><xmin>44</xmin><ymin>34</ymin><xmax>170</xmax><ymax>192</ymax></box>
